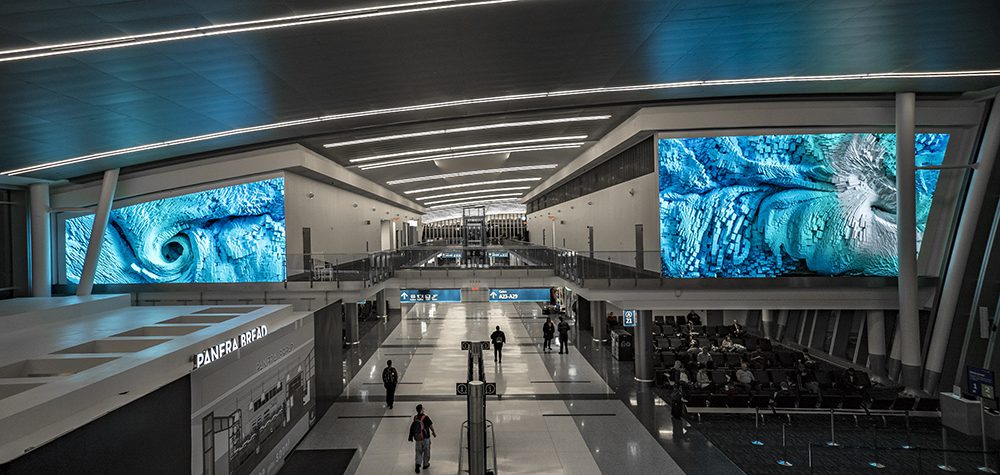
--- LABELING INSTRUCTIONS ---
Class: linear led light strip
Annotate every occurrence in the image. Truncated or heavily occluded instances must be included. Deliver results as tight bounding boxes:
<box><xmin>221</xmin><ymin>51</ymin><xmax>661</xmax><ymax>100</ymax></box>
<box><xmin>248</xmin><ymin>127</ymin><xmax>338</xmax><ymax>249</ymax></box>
<box><xmin>416</xmin><ymin>186</ymin><xmax>531</xmax><ymax>201</ymax></box>
<box><xmin>0</xmin><ymin>0</ymin><xmax>520</xmax><ymax>63</ymax></box>
<box><xmin>428</xmin><ymin>198</ymin><xmax>522</xmax><ymax>209</ymax></box>
<box><xmin>326</xmin><ymin>116</ymin><xmax>610</xmax><ymax>148</ymax></box>
<box><xmin>387</xmin><ymin>165</ymin><xmax>557</xmax><ymax>185</ymax></box>
<box><xmin>424</xmin><ymin>192</ymin><xmax>524</xmax><ymax>205</ymax></box>
<box><xmin>406</xmin><ymin>178</ymin><xmax>542</xmax><ymax>194</ymax></box>
<box><xmin>356</xmin><ymin>143</ymin><xmax>584</xmax><ymax>170</ymax></box>
<box><xmin>349</xmin><ymin>135</ymin><xmax>587</xmax><ymax>163</ymax></box>
<box><xmin>7</xmin><ymin>68</ymin><xmax>1000</xmax><ymax>176</ymax></box>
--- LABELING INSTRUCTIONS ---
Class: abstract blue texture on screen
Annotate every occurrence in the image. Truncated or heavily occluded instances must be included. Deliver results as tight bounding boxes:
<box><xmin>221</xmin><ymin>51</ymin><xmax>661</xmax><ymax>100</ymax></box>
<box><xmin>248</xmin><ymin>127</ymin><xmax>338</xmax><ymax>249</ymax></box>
<box><xmin>66</xmin><ymin>178</ymin><xmax>286</xmax><ymax>284</ymax></box>
<box><xmin>658</xmin><ymin>133</ymin><xmax>948</xmax><ymax>277</ymax></box>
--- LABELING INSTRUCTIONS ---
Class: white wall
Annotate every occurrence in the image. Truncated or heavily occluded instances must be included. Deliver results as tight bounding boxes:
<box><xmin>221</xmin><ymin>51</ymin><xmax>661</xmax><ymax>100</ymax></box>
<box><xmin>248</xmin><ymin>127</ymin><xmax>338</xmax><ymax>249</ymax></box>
<box><xmin>283</xmin><ymin>172</ymin><xmax>420</xmax><ymax>255</ymax></box>
<box><xmin>526</xmin><ymin>172</ymin><xmax>659</xmax><ymax>271</ymax></box>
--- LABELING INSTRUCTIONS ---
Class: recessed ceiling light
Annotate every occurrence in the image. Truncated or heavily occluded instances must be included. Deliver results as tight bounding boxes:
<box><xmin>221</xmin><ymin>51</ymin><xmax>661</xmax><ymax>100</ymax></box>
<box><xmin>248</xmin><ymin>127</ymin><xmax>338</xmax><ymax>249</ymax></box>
<box><xmin>0</xmin><ymin>0</ymin><xmax>522</xmax><ymax>63</ymax></box>
<box><xmin>406</xmin><ymin>178</ymin><xmax>542</xmax><ymax>194</ymax></box>
<box><xmin>324</xmin><ymin>116</ymin><xmax>611</xmax><ymax>148</ymax></box>
<box><xmin>428</xmin><ymin>198</ymin><xmax>522</xmax><ymax>209</ymax></box>
<box><xmin>424</xmin><ymin>192</ymin><xmax>524</xmax><ymax>205</ymax></box>
<box><xmin>349</xmin><ymin>135</ymin><xmax>587</xmax><ymax>163</ymax></box>
<box><xmin>356</xmin><ymin>143</ymin><xmax>584</xmax><ymax>170</ymax></box>
<box><xmin>8</xmin><ymin>68</ymin><xmax>1000</xmax><ymax>175</ymax></box>
<box><xmin>386</xmin><ymin>165</ymin><xmax>558</xmax><ymax>185</ymax></box>
<box><xmin>416</xmin><ymin>186</ymin><xmax>531</xmax><ymax>201</ymax></box>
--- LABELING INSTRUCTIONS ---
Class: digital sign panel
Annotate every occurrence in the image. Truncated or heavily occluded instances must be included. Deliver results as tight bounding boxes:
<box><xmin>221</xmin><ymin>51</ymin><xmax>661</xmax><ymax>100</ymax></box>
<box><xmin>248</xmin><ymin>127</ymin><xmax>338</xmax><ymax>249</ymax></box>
<box><xmin>488</xmin><ymin>288</ymin><xmax>550</xmax><ymax>302</ymax></box>
<box><xmin>658</xmin><ymin>133</ymin><xmax>949</xmax><ymax>277</ymax></box>
<box><xmin>400</xmin><ymin>289</ymin><xmax>462</xmax><ymax>303</ymax></box>
<box><xmin>66</xmin><ymin>177</ymin><xmax>286</xmax><ymax>284</ymax></box>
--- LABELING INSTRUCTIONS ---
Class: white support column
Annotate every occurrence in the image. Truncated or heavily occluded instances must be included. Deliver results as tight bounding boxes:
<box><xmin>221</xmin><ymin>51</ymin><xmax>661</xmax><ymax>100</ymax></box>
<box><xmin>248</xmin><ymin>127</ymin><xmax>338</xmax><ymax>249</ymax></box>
<box><xmin>775</xmin><ymin>310</ymin><xmax>789</xmax><ymax>341</ymax></box>
<box><xmin>895</xmin><ymin>92</ymin><xmax>923</xmax><ymax>390</ymax></box>
<box><xmin>923</xmin><ymin>95</ymin><xmax>1000</xmax><ymax>393</ymax></box>
<box><xmin>887</xmin><ymin>315</ymin><xmax>903</xmax><ymax>382</ymax></box>
<box><xmin>761</xmin><ymin>309</ymin><xmax>775</xmax><ymax>339</ymax></box>
<box><xmin>29</xmin><ymin>184</ymin><xmax>51</xmax><ymax>297</ymax></box>
<box><xmin>77</xmin><ymin>168</ymin><xmax>119</xmax><ymax>296</ymax></box>
<box><xmin>867</xmin><ymin>310</ymin><xmax>888</xmax><ymax>380</ymax></box>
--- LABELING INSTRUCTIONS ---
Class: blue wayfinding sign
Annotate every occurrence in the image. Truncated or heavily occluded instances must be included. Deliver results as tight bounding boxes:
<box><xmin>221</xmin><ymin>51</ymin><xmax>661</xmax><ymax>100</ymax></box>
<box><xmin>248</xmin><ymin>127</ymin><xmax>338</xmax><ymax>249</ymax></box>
<box><xmin>488</xmin><ymin>288</ymin><xmax>550</xmax><ymax>302</ymax></box>
<box><xmin>968</xmin><ymin>366</ymin><xmax>996</xmax><ymax>399</ymax></box>
<box><xmin>623</xmin><ymin>310</ymin><xmax>637</xmax><ymax>327</ymax></box>
<box><xmin>400</xmin><ymin>289</ymin><xmax>462</xmax><ymax>303</ymax></box>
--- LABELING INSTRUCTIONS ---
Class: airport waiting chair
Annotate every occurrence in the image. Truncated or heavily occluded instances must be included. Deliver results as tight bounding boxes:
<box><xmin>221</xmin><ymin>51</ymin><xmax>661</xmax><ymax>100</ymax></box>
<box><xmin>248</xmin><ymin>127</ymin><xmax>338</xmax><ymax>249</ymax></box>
<box><xmin>773</xmin><ymin>394</ymin><xmax>798</xmax><ymax>409</ymax></box>
<box><xmin>798</xmin><ymin>393</ymin><xmax>820</xmax><ymax>408</ymax></box>
<box><xmin>743</xmin><ymin>338</ymin><xmax>757</xmax><ymax>351</ymax></box>
<box><xmin>891</xmin><ymin>397</ymin><xmax>916</xmax><ymax>411</ymax></box>
<box><xmin>686</xmin><ymin>393</ymin><xmax>709</xmax><ymax>408</ymax></box>
<box><xmin>728</xmin><ymin>393</ymin><xmax>751</xmax><ymax>408</ymax></box>
<box><xmin>724</xmin><ymin>353</ymin><xmax>742</xmax><ymax>367</ymax></box>
<box><xmin>867</xmin><ymin>398</ymin><xmax>894</xmax><ymax>410</ymax></box>
<box><xmin>663</xmin><ymin>353</ymin><xmax>676</xmax><ymax>368</ymax></box>
<box><xmin>914</xmin><ymin>398</ymin><xmax>940</xmax><ymax>412</ymax></box>
<box><xmin>776</xmin><ymin>352</ymin><xmax>797</xmax><ymax>368</ymax></box>
<box><xmin>709</xmin><ymin>393</ymin><xmax>729</xmax><ymax>408</ymax></box>
<box><xmin>710</xmin><ymin>371</ymin><xmax>729</xmax><ymax>385</ymax></box>
<box><xmin>753</xmin><ymin>370</ymin><xmax>771</xmax><ymax>388</ymax></box>
<box><xmin>819</xmin><ymin>394</ymin><xmax>843</xmax><ymax>409</ymax></box>
<box><xmin>841</xmin><ymin>395</ymin><xmax>864</xmax><ymax>410</ymax></box>
<box><xmin>751</xmin><ymin>393</ymin><xmax>772</xmax><ymax>409</ymax></box>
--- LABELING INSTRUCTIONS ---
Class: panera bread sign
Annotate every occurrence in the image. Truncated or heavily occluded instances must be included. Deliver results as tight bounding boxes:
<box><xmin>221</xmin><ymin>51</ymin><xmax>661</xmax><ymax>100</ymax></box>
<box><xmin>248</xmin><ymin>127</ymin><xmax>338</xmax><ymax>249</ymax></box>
<box><xmin>193</xmin><ymin>325</ymin><xmax>268</xmax><ymax>370</ymax></box>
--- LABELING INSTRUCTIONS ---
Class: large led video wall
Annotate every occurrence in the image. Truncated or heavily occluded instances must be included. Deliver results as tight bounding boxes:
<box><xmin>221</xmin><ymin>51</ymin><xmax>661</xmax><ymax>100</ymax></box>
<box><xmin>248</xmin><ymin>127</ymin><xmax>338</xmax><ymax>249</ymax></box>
<box><xmin>658</xmin><ymin>133</ymin><xmax>949</xmax><ymax>277</ymax></box>
<box><xmin>66</xmin><ymin>177</ymin><xmax>286</xmax><ymax>284</ymax></box>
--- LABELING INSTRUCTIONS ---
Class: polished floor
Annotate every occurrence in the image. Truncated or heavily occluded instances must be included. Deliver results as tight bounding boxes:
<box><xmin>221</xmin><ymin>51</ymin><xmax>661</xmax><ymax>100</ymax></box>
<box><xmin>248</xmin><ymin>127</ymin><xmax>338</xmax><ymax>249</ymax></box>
<box><xmin>299</xmin><ymin>302</ymin><xmax>687</xmax><ymax>474</ymax></box>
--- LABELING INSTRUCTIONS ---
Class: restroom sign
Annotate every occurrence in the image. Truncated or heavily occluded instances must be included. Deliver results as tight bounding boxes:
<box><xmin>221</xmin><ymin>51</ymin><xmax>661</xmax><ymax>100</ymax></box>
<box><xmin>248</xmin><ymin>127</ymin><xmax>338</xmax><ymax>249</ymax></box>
<box><xmin>623</xmin><ymin>310</ymin><xmax>637</xmax><ymax>327</ymax></box>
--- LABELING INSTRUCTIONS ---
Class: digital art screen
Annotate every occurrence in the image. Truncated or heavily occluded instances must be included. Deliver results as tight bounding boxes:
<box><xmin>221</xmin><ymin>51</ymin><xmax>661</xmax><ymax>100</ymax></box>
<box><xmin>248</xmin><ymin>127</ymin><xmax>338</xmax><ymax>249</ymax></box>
<box><xmin>66</xmin><ymin>177</ymin><xmax>286</xmax><ymax>284</ymax></box>
<box><xmin>658</xmin><ymin>133</ymin><xmax>949</xmax><ymax>278</ymax></box>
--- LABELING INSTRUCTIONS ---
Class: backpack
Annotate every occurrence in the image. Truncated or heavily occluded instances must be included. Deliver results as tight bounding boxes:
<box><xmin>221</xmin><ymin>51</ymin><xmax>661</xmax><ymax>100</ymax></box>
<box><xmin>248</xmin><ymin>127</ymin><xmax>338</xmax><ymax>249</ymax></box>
<box><xmin>409</xmin><ymin>415</ymin><xmax>426</xmax><ymax>441</ymax></box>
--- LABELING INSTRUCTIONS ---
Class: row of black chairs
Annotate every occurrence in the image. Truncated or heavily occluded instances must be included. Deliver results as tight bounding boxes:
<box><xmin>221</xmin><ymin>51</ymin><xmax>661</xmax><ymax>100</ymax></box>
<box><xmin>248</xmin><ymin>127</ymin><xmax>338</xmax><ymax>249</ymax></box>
<box><xmin>655</xmin><ymin>323</ymin><xmax>745</xmax><ymax>339</ymax></box>
<box><xmin>684</xmin><ymin>392</ymin><xmax>939</xmax><ymax>412</ymax></box>
<box><xmin>658</xmin><ymin>350</ymin><xmax>807</xmax><ymax>370</ymax></box>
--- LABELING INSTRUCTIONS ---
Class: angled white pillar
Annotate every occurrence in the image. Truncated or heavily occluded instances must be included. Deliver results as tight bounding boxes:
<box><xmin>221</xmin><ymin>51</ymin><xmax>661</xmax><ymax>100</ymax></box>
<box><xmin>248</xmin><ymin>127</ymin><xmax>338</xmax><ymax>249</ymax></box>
<box><xmin>77</xmin><ymin>168</ymin><xmax>119</xmax><ymax>297</ymax></box>
<box><xmin>923</xmin><ymin>95</ymin><xmax>1000</xmax><ymax>393</ymax></box>
<box><xmin>761</xmin><ymin>309</ymin><xmax>775</xmax><ymax>339</ymax></box>
<box><xmin>29</xmin><ymin>184</ymin><xmax>51</xmax><ymax>297</ymax></box>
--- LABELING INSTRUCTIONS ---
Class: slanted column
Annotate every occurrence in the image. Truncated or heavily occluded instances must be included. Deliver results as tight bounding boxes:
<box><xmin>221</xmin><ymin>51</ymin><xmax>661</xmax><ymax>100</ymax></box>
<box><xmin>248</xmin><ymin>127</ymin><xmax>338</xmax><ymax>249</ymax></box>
<box><xmin>29</xmin><ymin>183</ymin><xmax>50</xmax><ymax>297</ymax></box>
<box><xmin>376</xmin><ymin>289</ymin><xmax>387</xmax><ymax>317</ymax></box>
<box><xmin>923</xmin><ymin>95</ymin><xmax>1000</xmax><ymax>393</ymax></box>
<box><xmin>775</xmin><ymin>310</ymin><xmax>789</xmax><ymax>341</ymax></box>
<box><xmin>895</xmin><ymin>92</ymin><xmax>922</xmax><ymax>390</ymax></box>
<box><xmin>77</xmin><ymin>168</ymin><xmax>119</xmax><ymax>296</ymax></box>
<box><xmin>635</xmin><ymin>310</ymin><xmax>655</xmax><ymax>382</ymax></box>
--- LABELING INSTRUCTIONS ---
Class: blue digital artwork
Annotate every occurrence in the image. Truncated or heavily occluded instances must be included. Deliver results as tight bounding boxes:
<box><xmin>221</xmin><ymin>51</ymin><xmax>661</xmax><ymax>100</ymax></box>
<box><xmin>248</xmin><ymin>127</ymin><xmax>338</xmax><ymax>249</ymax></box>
<box><xmin>658</xmin><ymin>133</ymin><xmax>949</xmax><ymax>277</ymax></box>
<box><xmin>66</xmin><ymin>177</ymin><xmax>286</xmax><ymax>284</ymax></box>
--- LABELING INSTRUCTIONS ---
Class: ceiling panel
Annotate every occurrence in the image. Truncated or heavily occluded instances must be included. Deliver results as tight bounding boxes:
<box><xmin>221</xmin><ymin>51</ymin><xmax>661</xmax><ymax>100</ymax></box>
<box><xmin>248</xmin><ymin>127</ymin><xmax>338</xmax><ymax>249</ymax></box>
<box><xmin>0</xmin><ymin>0</ymin><xmax>995</xmax><ymax>190</ymax></box>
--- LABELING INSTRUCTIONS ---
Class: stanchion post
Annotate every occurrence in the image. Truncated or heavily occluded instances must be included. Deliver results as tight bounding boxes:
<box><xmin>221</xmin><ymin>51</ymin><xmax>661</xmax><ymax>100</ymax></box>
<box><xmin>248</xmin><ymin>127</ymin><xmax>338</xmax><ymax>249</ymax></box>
<box><xmin>869</xmin><ymin>423</ymin><xmax>886</xmax><ymax>469</ymax></box>
<box><xmin>751</xmin><ymin>407</ymin><xmax>765</xmax><ymax>446</ymax></box>
<box><xmin>938</xmin><ymin>426</ymin><xmax>957</xmax><ymax>472</ymax></box>
<box><xmin>902</xmin><ymin>411</ymin><xmax>914</xmax><ymax>449</ymax></box>
<box><xmin>827</xmin><ymin>409</ymin><xmax>839</xmax><ymax>447</ymax></box>
<box><xmin>980</xmin><ymin>399</ymin><xmax>997</xmax><ymax>473</ymax></box>
<box><xmin>777</xmin><ymin>423</ymin><xmax>793</xmax><ymax>467</ymax></box>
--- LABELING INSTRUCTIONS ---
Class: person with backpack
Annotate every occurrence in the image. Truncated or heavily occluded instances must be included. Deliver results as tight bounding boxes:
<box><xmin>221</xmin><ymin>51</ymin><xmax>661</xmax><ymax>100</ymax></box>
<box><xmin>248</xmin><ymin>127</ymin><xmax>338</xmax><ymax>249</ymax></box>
<box><xmin>542</xmin><ymin>317</ymin><xmax>556</xmax><ymax>352</ymax></box>
<box><xmin>490</xmin><ymin>325</ymin><xmax>506</xmax><ymax>363</ymax></box>
<box><xmin>382</xmin><ymin>360</ymin><xmax>398</xmax><ymax>409</ymax></box>
<box><xmin>407</xmin><ymin>404</ymin><xmax>436</xmax><ymax>473</ymax></box>
<box><xmin>557</xmin><ymin>316</ymin><xmax>570</xmax><ymax>354</ymax></box>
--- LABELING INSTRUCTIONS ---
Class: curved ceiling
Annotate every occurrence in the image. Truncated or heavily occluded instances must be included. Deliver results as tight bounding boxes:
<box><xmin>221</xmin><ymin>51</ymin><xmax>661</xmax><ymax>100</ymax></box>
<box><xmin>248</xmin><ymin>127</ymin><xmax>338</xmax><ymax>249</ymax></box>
<box><xmin>1</xmin><ymin>0</ymin><xmax>999</xmax><ymax>203</ymax></box>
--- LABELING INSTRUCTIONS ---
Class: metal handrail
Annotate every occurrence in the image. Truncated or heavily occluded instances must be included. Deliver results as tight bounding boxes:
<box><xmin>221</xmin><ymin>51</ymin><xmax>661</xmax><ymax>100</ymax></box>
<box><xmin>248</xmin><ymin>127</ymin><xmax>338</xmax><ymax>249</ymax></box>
<box><xmin>458</xmin><ymin>420</ymin><xmax>497</xmax><ymax>475</ymax></box>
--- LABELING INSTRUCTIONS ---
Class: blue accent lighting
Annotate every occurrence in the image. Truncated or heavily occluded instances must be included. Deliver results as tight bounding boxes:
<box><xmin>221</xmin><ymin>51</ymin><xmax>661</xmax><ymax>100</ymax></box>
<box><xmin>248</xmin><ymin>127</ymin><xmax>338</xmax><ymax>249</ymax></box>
<box><xmin>65</xmin><ymin>177</ymin><xmax>286</xmax><ymax>284</ymax></box>
<box><xmin>488</xmin><ymin>288</ymin><xmax>550</xmax><ymax>302</ymax></box>
<box><xmin>658</xmin><ymin>133</ymin><xmax>949</xmax><ymax>277</ymax></box>
<box><xmin>400</xmin><ymin>289</ymin><xmax>463</xmax><ymax>303</ymax></box>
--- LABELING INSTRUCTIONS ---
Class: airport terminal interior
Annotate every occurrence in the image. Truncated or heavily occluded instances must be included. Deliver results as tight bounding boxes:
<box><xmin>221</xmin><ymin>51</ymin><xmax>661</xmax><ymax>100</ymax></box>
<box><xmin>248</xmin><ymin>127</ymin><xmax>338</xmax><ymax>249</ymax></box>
<box><xmin>4</xmin><ymin>1</ymin><xmax>1000</xmax><ymax>474</ymax></box>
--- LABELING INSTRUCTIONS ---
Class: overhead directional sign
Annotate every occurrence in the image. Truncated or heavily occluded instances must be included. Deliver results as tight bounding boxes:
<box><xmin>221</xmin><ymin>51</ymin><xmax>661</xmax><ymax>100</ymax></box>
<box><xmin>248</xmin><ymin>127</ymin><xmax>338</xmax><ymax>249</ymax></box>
<box><xmin>623</xmin><ymin>310</ymin><xmax>637</xmax><ymax>327</ymax></box>
<box><xmin>488</xmin><ymin>288</ymin><xmax>550</xmax><ymax>302</ymax></box>
<box><xmin>461</xmin><ymin>340</ymin><xmax>490</xmax><ymax>351</ymax></box>
<box><xmin>400</xmin><ymin>289</ymin><xmax>462</xmax><ymax>303</ymax></box>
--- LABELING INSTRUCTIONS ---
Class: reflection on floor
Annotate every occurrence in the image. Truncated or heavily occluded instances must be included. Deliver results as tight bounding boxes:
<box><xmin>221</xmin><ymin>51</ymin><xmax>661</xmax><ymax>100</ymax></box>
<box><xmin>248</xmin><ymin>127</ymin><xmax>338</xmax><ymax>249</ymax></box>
<box><xmin>298</xmin><ymin>302</ymin><xmax>687</xmax><ymax>474</ymax></box>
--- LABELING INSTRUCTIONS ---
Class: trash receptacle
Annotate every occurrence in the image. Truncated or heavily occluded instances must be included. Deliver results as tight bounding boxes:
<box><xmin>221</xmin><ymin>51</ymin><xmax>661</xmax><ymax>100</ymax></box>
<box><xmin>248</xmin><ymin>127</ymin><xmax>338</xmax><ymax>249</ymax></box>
<box><xmin>611</xmin><ymin>329</ymin><xmax>634</xmax><ymax>361</ymax></box>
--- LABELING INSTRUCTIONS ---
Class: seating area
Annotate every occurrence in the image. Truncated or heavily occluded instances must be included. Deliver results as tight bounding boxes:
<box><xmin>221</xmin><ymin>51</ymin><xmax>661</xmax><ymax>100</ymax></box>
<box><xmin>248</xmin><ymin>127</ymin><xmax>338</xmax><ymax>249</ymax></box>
<box><xmin>646</xmin><ymin>316</ymin><xmax>940</xmax><ymax>414</ymax></box>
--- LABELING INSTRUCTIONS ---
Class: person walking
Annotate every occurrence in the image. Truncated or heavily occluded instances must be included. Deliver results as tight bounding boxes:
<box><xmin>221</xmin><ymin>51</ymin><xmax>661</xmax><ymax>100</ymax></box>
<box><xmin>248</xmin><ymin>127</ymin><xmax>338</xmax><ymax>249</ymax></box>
<box><xmin>542</xmin><ymin>317</ymin><xmax>556</xmax><ymax>352</ymax></box>
<box><xmin>491</xmin><ymin>325</ymin><xmax>506</xmax><ymax>363</ymax></box>
<box><xmin>407</xmin><ymin>404</ymin><xmax>436</xmax><ymax>473</ymax></box>
<box><xmin>557</xmin><ymin>316</ymin><xmax>570</xmax><ymax>354</ymax></box>
<box><xmin>382</xmin><ymin>360</ymin><xmax>398</xmax><ymax>409</ymax></box>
